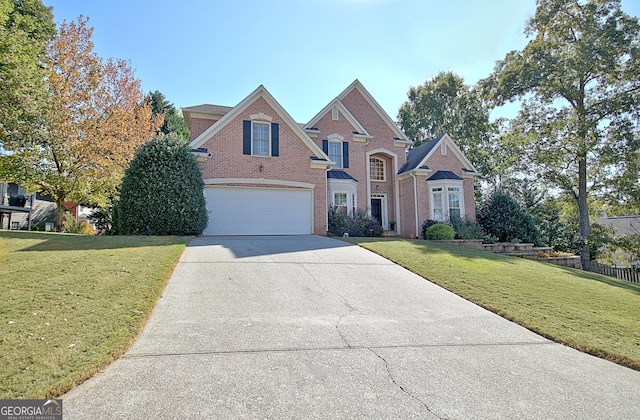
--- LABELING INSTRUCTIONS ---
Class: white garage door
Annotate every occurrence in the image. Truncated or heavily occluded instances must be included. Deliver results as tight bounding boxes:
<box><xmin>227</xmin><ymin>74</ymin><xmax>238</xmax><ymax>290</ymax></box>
<box><xmin>203</xmin><ymin>187</ymin><xmax>313</xmax><ymax>235</ymax></box>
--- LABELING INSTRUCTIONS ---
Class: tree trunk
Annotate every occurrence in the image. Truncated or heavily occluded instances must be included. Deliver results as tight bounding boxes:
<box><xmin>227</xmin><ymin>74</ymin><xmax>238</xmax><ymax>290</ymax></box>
<box><xmin>55</xmin><ymin>200</ymin><xmax>66</xmax><ymax>231</ymax></box>
<box><xmin>578</xmin><ymin>153</ymin><xmax>590</xmax><ymax>270</ymax></box>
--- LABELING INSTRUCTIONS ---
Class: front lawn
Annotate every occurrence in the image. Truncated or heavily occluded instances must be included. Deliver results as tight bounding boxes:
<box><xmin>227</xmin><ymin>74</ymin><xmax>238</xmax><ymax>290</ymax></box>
<box><xmin>345</xmin><ymin>238</ymin><xmax>640</xmax><ymax>370</ymax></box>
<box><xmin>0</xmin><ymin>231</ymin><xmax>190</xmax><ymax>398</ymax></box>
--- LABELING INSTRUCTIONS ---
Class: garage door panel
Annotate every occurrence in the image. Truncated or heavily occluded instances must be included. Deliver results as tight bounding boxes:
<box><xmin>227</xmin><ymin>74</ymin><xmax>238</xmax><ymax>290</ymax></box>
<box><xmin>204</xmin><ymin>187</ymin><xmax>312</xmax><ymax>235</ymax></box>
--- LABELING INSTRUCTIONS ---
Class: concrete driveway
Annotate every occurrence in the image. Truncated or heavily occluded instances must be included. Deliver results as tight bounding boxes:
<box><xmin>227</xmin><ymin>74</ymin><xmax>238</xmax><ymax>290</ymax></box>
<box><xmin>63</xmin><ymin>235</ymin><xmax>640</xmax><ymax>419</ymax></box>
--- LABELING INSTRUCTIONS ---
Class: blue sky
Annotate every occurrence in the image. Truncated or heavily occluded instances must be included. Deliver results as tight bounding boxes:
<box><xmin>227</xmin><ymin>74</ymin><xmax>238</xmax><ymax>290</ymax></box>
<box><xmin>43</xmin><ymin>0</ymin><xmax>640</xmax><ymax>123</ymax></box>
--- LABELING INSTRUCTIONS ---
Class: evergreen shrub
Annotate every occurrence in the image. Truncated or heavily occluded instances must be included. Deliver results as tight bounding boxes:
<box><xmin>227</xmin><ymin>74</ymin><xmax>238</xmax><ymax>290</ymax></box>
<box><xmin>117</xmin><ymin>134</ymin><xmax>208</xmax><ymax>235</ymax></box>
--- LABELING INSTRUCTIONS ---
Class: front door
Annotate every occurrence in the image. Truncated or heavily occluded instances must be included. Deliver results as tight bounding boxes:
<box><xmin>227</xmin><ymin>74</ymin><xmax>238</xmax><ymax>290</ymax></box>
<box><xmin>371</xmin><ymin>198</ymin><xmax>382</xmax><ymax>226</ymax></box>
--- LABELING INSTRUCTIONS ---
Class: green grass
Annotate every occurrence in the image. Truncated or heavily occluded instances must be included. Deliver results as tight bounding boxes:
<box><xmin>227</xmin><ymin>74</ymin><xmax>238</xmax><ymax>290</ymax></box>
<box><xmin>0</xmin><ymin>231</ymin><xmax>190</xmax><ymax>398</ymax></box>
<box><xmin>345</xmin><ymin>237</ymin><xmax>640</xmax><ymax>370</ymax></box>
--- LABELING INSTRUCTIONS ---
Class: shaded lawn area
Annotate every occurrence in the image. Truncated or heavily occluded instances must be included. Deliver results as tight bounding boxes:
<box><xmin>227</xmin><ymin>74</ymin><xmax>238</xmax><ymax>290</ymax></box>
<box><xmin>344</xmin><ymin>237</ymin><xmax>640</xmax><ymax>370</ymax></box>
<box><xmin>0</xmin><ymin>231</ymin><xmax>190</xmax><ymax>398</ymax></box>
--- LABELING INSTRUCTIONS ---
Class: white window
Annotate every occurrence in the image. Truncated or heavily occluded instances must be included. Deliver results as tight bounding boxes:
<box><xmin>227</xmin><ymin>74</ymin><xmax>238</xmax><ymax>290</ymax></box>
<box><xmin>369</xmin><ymin>157</ymin><xmax>385</xmax><ymax>181</ymax></box>
<box><xmin>432</xmin><ymin>187</ymin><xmax>444</xmax><ymax>221</ymax></box>
<box><xmin>334</xmin><ymin>192</ymin><xmax>348</xmax><ymax>214</ymax></box>
<box><xmin>332</xmin><ymin>106</ymin><xmax>339</xmax><ymax>120</ymax></box>
<box><xmin>441</xmin><ymin>142</ymin><xmax>447</xmax><ymax>155</ymax></box>
<box><xmin>252</xmin><ymin>121</ymin><xmax>270</xmax><ymax>156</ymax></box>
<box><xmin>448</xmin><ymin>187</ymin><xmax>461</xmax><ymax>219</ymax></box>
<box><xmin>430</xmin><ymin>182</ymin><xmax>464</xmax><ymax>221</ymax></box>
<box><xmin>329</xmin><ymin>141</ymin><xmax>342</xmax><ymax>168</ymax></box>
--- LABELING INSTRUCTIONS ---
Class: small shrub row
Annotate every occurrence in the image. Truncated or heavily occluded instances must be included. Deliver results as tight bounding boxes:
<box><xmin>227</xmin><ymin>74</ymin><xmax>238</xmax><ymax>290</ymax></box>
<box><xmin>422</xmin><ymin>216</ymin><xmax>495</xmax><ymax>242</ymax></box>
<box><xmin>328</xmin><ymin>206</ymin><xmax>383</xmax><ymax>237</ymax></box>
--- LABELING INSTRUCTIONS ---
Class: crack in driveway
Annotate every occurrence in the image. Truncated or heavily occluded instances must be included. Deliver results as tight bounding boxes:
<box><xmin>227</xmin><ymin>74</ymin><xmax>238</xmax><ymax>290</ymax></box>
<box><xmin>301</xmin><ymin>265</ymin><xmax>357</xmax><ymax>349</ymax></box>
<box><xmin>368</xmin><ymin>347</ymin><xmax>448</xmax><ymax>420</ymax></box>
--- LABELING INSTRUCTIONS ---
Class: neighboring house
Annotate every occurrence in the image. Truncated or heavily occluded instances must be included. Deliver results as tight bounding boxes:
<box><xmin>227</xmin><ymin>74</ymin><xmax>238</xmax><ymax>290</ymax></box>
<box><xmin>597</xmin><ymin>212</ymin><xmax>640</xmax><ymax>267</ymax></box>
<box><xmin>598</xmin><ymin>213</ymin><xmax>640</xmax><ymax>237</ymax></box>
<box><xmin>183</xmin><ymin>80</ymin><xmax>479</xmax><ymax>237</ymax></box>
<box><xmin>0</xmin><ymin>182</ymin><xmax>56</xmax><ymax>230</ymax></box>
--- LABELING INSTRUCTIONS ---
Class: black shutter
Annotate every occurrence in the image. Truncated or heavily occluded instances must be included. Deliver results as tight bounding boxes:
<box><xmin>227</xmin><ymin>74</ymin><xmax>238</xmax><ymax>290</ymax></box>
<box><xmin>343</xmin><ymin>142</ymin><xmax>349</xmax><ymax>168</ymax></box>
<box><xmin>271</xmin><ymin>123</ymin><xmax>279</xmax><ymax>157</ymax></box>
<box><xmin>322</xmin><ymin>139</ymin><xmax>328</xmax><ymax>155</ymax></box>
<box><xmin>242</xmin><ymin>120</ymin><xmax>251</xmax><ymax>155</ymax></box>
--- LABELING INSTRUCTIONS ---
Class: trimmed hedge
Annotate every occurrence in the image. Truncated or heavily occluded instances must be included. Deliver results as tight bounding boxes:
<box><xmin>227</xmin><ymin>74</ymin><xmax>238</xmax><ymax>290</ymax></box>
<box><xmin>425</xmin><ymin>223</ymin><xmax>455</xmax><ymax>240</ymax></box>
<box><xmin>116</xmin><ymin>133</ymin><xmax>208</xmax><ymax>235</ymax></box>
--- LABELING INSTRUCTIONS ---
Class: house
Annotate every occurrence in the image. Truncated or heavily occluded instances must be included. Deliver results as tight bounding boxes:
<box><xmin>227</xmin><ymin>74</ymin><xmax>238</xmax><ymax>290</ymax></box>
<box><xmin>0</xmin><ymin>182</ymin><xmax>56</xmax><ymax>230</ymax></box>
<box><xmin>183</xmin><ymin>80</ymin><xmax>479</xmax><ymax>237</ymax></box>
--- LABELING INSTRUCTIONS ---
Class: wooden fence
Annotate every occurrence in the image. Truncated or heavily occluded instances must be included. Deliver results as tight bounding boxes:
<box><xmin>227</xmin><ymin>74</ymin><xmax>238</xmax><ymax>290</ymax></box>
<box><xmin>587</xmin><ymin>261</ymin><xmax>640</xmax><ymax>284</ymax></box>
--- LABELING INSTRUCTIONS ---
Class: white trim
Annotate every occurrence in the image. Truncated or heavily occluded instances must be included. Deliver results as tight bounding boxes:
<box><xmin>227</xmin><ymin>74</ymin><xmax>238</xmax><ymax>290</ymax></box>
<box><xmin>427</xmin><ymin>179</ymin><xmax>465</xmax><ymax>221</ymax></box>
<box><xmin>336</xmin><ymin>80</ymin><xmax>411</xmax><ymax>144</ymax></box>
<box><xmin>370</xmin><ymin>193</ymin><xmax>388</xmax><ymax>229</ymax></box>
<box><xmin>311</xmin><ymin>160</ymin><xmax>334</xmax><ymax>169</ymax></box>
<box><xmin>328</xmin><ymin>138</ymin><xmax>343</xmax><ymax>169</ymax></box>
<box><xmin>250</xmin><ymin>112</ymin><xmax>273</xmax><ymax>122</ymax></box>
<box><xmin>305</xmin><ymin>98</ymin><xmax>371</xmax><ymax>138</ymax></box>
<box><xmin>369</xmin><ymin>156</ymin><xmax>386</xmax><ymax>182</ymax></box>
<box><xmin>251</xmin><ymin>120</ymin><xmax>271</xmax><ymax>157</ymax></box>
<box><xmin>411</xmin><ymin>173</ymin><xmax>419</xmax><ymax>238</ymax></box>
<box><xmin>189</xmin><ymin>85</ymin><xmax>330</xmax><ymax>164</ymax></box>
<box><xmin>203</xmin><ymin>178</ymin><xmax>315</xmax><ymax>189</ymax></box>
<box><xmin>365</xmin><ymin>148</ymin><xmax>399</xmax><ymax>232</ymax></box>
<box><xmin>397</xmin><ymin>167</ymin><xmax>433</xmax><ymax>181</ymax></box>
<box><xmin>419</xmin><ymin>134</ymin><xmax>478</xmax><ymax>174</ymax></box>
<box><xmin>328</xmin><ymin>177</ymin><xmax>358</xmax><ymax>215</ymax></box>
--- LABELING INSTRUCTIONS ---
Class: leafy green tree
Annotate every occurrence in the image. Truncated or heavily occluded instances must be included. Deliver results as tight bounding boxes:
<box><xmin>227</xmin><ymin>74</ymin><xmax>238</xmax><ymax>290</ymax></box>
<box><xmin>148</xmin><ymin>90</ymin><xmax>190</xmax><ymax>141</ymax></box>
<box><xmin>480</xmin><ymin>0</ymin><xmax>640</xmax><ymax>269</ymax></box>
<box><xmin>0</xmin><ymin>17</ymin><xmax>161</xmax><ymax>229</ymax></box>
<box><xmin>0</xmin><ymin>0</ymin><xmax>55</xmax><ymax>149</ymax></box>
<box><xmin>398</xmin><ymin>72</ymin><xmax>497</xmax><ymax>178</ymax></box>
<box><xmin>117</xmin><ymin>133</ymin><xmax>207</xmax><ymax>235</ymax></box>
<box><xmin>477</xmin><ymin>191</ymin><xmax>540</xmax><ymax>245</ymax></box>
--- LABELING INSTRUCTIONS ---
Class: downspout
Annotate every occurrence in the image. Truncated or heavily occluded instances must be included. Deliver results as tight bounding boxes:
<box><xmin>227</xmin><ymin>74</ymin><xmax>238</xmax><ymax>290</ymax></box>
<box><xmin>410</xmin><ymin>172</ymin><xmax>419</xmax><ymax>238</ymax></box>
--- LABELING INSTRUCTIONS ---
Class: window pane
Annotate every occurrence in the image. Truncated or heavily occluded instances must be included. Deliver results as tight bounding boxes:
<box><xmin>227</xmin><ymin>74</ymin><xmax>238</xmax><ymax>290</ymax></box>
<box><xmin>252</xmin><ymin>122</ymin><xmax>270</xmax><ymax>156</ymax></box>
<box><xmin>432</xmin><ymin>190</ymin><xmax>443</xmax><ymax>221</ymax></box>
<box><xmin>448</xmin><ymin>188</ymin><xmax>461</xmax><ymax>220</ymax></box>
<box><xmin>329</xmin><ymin>142</ymin><xmax>342</xmax><ymax>168</ymax></box>
<box><xmin>370</xmin><ymin>158</ymin><xmax>384</xmax><ymax>181</ymax></box>
<box><xmin>335</xmin><ymin>193</ymin><xmax>347</xmax><ymax>214</ymax></box>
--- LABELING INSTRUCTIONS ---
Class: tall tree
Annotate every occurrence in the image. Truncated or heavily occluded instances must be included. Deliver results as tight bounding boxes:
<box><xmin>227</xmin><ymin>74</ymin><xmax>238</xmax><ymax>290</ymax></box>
<box><xmin>0</xmin><ymin>0</ymin><xmax>55</xmax><ymax>149</ymax></box>
<box><xmin>480</xmin><ymin>0</ymin><xmax>640</xmax><ymax>269</ymax></box>
<box><xmin>398</xmin><ymin>72</ymin><xmax>497</xmax><ymax>177</ymax></box>
<box><xmin>148</xmin><ymin>90</ymin><xmax>190</xmax><ymax>141</ymax></box>
<box><xmin>0</xmin><ymin>17</ymin><xmax>162</xmax><ymax>228</ymax></box>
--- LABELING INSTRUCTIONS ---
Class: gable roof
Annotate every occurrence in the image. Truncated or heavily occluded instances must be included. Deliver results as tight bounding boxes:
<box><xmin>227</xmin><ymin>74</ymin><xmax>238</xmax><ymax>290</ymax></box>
<box><xmin>304</xmin><ymin>98</ymin><xmax>371</xmax><ymax>137</ymax></box>
<box><xmin>188</xmin><ymin>85</ymin><xmax>329</xmax><ymax>162</ymax></box>
<box><xmin>398</xmin><ymin>135</ymin><xmax>443</xmax><ymax>173</ymax></box>
<box><xmin>398</xmin><ymin>133</ymin><xmax>479</xmax><ymax>175</ymax></box>
<box><xmin>336</xmin><ymin>80</ymin><xmax>411</xmax><ymax>144</ymax></box>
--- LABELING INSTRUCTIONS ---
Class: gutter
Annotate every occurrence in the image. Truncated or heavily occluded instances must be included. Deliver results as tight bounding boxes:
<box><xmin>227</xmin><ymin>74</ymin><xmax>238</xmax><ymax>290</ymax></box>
<box><xmin>410</xmin><ymin>172</ymin><xmax>419</xmax><ymax>238</ymax></box>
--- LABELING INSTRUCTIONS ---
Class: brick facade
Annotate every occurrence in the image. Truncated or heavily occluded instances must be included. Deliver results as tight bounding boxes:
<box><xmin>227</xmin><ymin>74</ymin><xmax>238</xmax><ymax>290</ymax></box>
<box><xmin>184</xmin><ymin>81</ymin><xmax>477</xmax><ymax>237</ymax></box>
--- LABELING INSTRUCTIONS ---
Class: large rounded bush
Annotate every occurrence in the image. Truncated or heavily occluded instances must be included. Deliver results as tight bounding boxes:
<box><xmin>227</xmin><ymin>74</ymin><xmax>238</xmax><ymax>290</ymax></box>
<box><xmin>117</xmin><ymin>134</ymin><xmax>208</xmax><ymax>235</ymax></box>
<box><xmin>425</xmin><ymin>223</ymin><xmax>455</xmax><ymax>240</ymax></box>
